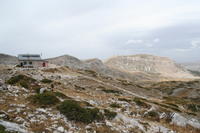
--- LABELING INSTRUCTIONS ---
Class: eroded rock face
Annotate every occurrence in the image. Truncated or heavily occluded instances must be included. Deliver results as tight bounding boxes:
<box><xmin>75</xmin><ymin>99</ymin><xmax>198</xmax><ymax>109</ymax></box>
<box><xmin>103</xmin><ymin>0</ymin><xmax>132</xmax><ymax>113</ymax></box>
<box><xmin>105</xmin><ymin>54</ymin><xmax>195</xmax><ymax>78</ymax></box>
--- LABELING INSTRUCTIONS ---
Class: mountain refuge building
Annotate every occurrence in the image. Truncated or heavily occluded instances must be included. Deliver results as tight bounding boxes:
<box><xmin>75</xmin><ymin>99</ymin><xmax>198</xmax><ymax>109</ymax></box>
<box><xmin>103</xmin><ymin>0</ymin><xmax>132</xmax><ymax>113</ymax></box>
<box><xmin>18</xmin><ymin>54</ymin><xmax>48</xmax><ymax>68</ymax></box>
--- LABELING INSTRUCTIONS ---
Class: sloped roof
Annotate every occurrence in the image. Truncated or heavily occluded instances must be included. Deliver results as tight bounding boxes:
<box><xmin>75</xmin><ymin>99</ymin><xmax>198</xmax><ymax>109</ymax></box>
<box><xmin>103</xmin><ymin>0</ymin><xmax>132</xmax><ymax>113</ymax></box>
<box><xmin>18</xmin><ymin>54</ymin><xmax>42</xmax><ymax>61</ymax></box>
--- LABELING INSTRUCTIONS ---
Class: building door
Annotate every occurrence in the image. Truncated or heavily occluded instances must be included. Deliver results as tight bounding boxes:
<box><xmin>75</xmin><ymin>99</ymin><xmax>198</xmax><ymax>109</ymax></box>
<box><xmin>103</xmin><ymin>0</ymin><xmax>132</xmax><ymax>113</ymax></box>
<box><xmin>42</xmin><ymin>62</ymin><xmax>46</xmax><ymax>67</ymax></box>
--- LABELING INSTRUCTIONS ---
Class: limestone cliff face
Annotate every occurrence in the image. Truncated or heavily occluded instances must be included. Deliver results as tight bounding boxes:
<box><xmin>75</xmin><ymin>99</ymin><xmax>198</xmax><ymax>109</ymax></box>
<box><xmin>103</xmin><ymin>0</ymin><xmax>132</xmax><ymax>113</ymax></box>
<box><xmin>105</xmin><ymin>54</ymin><xmax>195</xmax><ymax>78</ymax></box>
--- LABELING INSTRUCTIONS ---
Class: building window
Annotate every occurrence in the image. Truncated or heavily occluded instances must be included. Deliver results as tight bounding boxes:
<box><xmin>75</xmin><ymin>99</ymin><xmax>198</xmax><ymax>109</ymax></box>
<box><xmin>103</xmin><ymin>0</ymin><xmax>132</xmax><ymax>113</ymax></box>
<box><xmin>29</xmin><ymin>61</ymin><xmax>32</xmax><ymax>65</ymax></box>
<box><xmin>24</xmin><ymin>61</ymin><xmax>27</xmax><ymax>65</ymax></box>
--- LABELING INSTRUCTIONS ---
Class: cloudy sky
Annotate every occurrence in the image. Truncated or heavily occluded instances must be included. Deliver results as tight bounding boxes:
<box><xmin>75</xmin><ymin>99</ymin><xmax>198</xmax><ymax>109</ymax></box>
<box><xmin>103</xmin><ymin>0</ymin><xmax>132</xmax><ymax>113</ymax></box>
<box><xmin>0</xmin><ymin>0</ymin><xmax>200</xmax><ymax>62</ymax></box>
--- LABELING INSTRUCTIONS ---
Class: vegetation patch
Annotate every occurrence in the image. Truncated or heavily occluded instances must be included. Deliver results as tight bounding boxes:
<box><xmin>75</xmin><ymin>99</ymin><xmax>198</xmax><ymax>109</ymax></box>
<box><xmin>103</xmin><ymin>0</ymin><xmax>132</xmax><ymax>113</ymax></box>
<box><xmin>84</xmin><ymin>70</ymin><xmax>98</xmax><ymax>77</ymax></box>
<box><xmin>74</xmin><ymin>85</ymin><xmax>85</xmax><ymax>90</ymax></box>
<box><xmin>102</xmin><ymin>89</ymin><xmax>122</xmax><ymax>94</ymax></box>
<box><xmin>163</xmin><ymin>96</ymin><xmax>187</xmax><ymax>105</ymax></box>
<box><xmin>164</xmin><ymin>102</ymin><xmax>179</xmax><ymax>108</ymax></box>
<box><xmin>41</xmin><ymin>79</ymin><xmax>53</xmax><ymax>84</ymax></box>
<box><xmin>133</xmin><ymin>97</ymin><xmax>150</xmax><ymax>108</ymax></box>
<box><xmin>0</xmin><ymin>125</ymin><xmax>14</xmax><ymax>133</ymax></box>
<box><xmin>6</xmin><ymin>74</ymin><xmax>36</xmax><ymax>89</ymax></box>
<box><xmin>0</xmin><ymin>125</ymin><xmax>6</xmax><ymax>133</ymax></box>
<box><xmin>151</xmin><ymin>101</ymin><xmax>181</xmax><ymax>112</ymax></box>
<box><xmin>33</xmin><ymin>84</ymin><xmax>42</xmax><ymax>93</ymax></box>
<box><xmin>144</xmin><ymin>111</ymin><xmax>160</xmax><ymax>121</ymax></box>
<box><xmin>58</xmin><ymin>100</ymin><xmax>103</xmax><ymax>123</ymax></box>
<box><xmin>187</xmin><ymin>104</ymin><xmax>200</xmax><ymax>112</ymax></box>
<box><xmin>118</xmin><ymin>98</ymin><xmax>131</xmax><ymax>103</ymax></box>
<box><xmin>104</xmin><ymin>109</ymin><xmax>117</xmax><ymax>120</ymax></box>
<box><xmin>110</xmin><ymin>103</ymin><xmax>121</xmax><ymax>108</ymax></box>
<box><xmin>29</xmin><ymin>92</ymin><xmax>60</xmax><ymax>106</ymax></box>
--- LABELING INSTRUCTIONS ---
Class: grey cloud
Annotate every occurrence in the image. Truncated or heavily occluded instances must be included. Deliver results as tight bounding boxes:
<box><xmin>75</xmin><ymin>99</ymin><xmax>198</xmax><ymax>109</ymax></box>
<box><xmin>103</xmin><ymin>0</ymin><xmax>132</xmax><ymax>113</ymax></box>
<box><xmin>0</xmin><ymin>0</ymin><xmax>200</xmax><ymax>61</ymax></box>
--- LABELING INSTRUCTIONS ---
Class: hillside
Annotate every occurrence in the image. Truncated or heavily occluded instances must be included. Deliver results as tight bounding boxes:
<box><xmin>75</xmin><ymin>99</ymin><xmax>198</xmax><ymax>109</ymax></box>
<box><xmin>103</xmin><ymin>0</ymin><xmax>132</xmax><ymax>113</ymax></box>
<box><xmin>0</xmin><ymin>65</ymin><xmax>200</xmax><ymax>133</ymax></box>
<box><xmin>0</xmin><ymin>54</ymin><xmax>18</xmax><ymax>65</ymax></box>
<box><xmin>0</xmin><ymin>54</ymin><xmax>200</xmax><ymax>132</ymax></box>
<box><xmin>105</xmin><ymin>54</ymin><xmax>196</xmax><ymax>79</ymax></box>
<box><xmin>47</xmin><ymin>55</ymin><xmax>158</xmax><ymax>82</ymax></box>
<box><xmin>47</xmin><ymin>55</ymin><xmax>86</xmax><ymax>69</ymax></box>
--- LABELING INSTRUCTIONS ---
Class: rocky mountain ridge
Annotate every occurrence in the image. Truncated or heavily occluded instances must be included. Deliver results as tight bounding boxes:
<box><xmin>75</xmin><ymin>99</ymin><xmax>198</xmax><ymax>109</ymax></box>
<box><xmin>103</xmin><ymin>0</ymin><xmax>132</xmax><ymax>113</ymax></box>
<box><xmin>0</xmin><ymin>53</ymin><xmax>198</xmax><ymax>80</ymax></box>
<box><xmin>0</xmin><ymin>53</ymin><xmax>18</xmax><ymax>65</ymax></box>
<box><xmin>0</xmin><ymin>53</ymin><xmax>200</xmax><ymax>133</ymax></box>
<box><xmin>105</xmin><ymin>54</ymin><xmax>195</xmax><ymax>79</ymax></box>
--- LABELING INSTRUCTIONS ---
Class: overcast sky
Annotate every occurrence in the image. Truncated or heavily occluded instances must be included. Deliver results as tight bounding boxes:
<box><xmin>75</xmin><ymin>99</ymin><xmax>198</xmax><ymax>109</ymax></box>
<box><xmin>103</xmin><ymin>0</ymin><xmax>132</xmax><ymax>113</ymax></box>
<box><xmin>0</xmin><ymin>0</ymin><xmax>200</xmax><ymax>62</ymax></box>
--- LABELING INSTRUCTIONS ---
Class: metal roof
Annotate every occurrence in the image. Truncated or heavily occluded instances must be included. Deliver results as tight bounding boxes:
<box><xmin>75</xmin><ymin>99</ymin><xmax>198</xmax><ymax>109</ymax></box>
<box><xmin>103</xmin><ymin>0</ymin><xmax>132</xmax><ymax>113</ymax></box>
<box><xmin>18</xmin><ymin>54</ymin><xmax>42</xmax><ymax>61</ymax></box>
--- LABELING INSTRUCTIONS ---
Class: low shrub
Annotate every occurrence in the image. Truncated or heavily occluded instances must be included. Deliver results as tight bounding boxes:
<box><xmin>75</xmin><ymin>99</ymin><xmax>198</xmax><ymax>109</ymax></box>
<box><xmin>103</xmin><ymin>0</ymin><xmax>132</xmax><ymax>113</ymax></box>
<box><xmin>6</xmin><ymin>75</ymin><xmax>36</xmax><ymax>89</ymax></box>
<box><xmin>83</xmin><ymin>69</ymin><xmax>98</xmax><ymax>77</ymax></box>
<box><xmin>41</xmin><ymin>79</ymin><xmax>53</xmax><ymax>84</ymax></box>
<box><xmin>29</xmin><ymin>92</ymin><xmax>60</xmax><ymax>106</ymax></box>
<box><xmin>6</xmin><ymin>75</ymin><xmax>24</xmax><ymax>85</ymax></box>
<box><xmin>102</xmin><ymin>89</ymin><xmax>122</xmax><ymax>94</ymax></box>
<box><xmin>0</xmin><ymin>125</ymin><xmax>6</xmax><ymax>133</ymax></box>
<box><xmin>74</xmin><ymin>85</ymin><xmax>85</xmax><ymax>90</ymax></box>
<box><xmin>110</xmin><ymin>103</ymin><xmax>121</xmax><ymax>108</ymax></box>
<box><xmin>104</xmin><ymin>109</ymin><xmax>117</xmax><ymax>120</ymax></box>
<box><xmin>33</xmin><ymin>85</ymin><xmax>42</xmax><ymax>93</ymax></box>
<box><xmin>58</xmin><ymin>100</ymin><xmax>103</xmax><ymax>123</ymax></box>
<box><xmin>187</xmin><ymin>104</ymin><xmax>200</xmax><ymax>112</ymax></box>
<box><xmin>18</xmin><ymin>80</ymin><xmax>29</xmax><ymax>88</ymax></box>
<box><xmin>133</xmin><ymin>97</ymin><xmax>149</xmax><ymax>108</ymax></box>
<box><xmin>144</xmin><ymin>111</ymin><xmax>160</xmax><ymax>121</ymax></box>
<box><xmin>118</xmin><ymin>98</ymin><xmax>131</xmax><ymax>102</ymax></box>
<box><xmin>0</xmin><ymin>125</ymin><xmax>13</xmax><ymax>133</ymax></box>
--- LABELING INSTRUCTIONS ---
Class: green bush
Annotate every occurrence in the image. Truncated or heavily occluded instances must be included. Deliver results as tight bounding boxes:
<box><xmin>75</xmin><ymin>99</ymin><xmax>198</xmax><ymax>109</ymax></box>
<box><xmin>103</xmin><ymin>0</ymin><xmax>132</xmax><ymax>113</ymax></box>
<box><xmin>102</xmin><ymin>89</ymin><xmax>122</xmax><ymax>94</ymax></box>
<box><xmin>144</xmin><ymin>111</ymin><xmax>160</xmax><ymax>121</ymax></box>
<box><xmin>118</xmin><ymin>98</ymin><xmax>131</xmax><ymax>102</ymax></box>
<box><xmin>104</xmin><ymin>109</ymin><xmax>117</xmax><ymax>120</ymax></box>
<box><xmin>29</xmin><ymin>92</ymin><xmax>60</xmax><ymax>106</ymax></box>
<box><xmin>0</xmin><ymin>125</ymin><xmax>6</xmax><ymax>133</ymax></box>
<box><xmin>133</xmin><ymin>97</ymin><xmax>149</xmax><ymax>108</ymax></box>
<box><xmin>110</xmin><ymin>103</ymin><xmax>121</xmax><ymax>108</ymax></box>
<box><xmin>187</xmin><ymin>104</ymin><xmax>200</xmax><ymax>112</ymax></box>
<box><xmin>41</xmin><ymin>79</ymin><xmax>53</xmax><ymax>84</ymax></box>
<box><xmin>18</xmin><ymin>80</ymin><xmax>29</xmax><ymax>88</ymax></box>
<box><xmin>58</xmin><ymin>100</ymin><xmax>103</xmax><ymax>123</ymax></box>
<box><xmin>6</xmin><ymin>75</ymin><xmax>36</xmax><ymax>89</ymax></box>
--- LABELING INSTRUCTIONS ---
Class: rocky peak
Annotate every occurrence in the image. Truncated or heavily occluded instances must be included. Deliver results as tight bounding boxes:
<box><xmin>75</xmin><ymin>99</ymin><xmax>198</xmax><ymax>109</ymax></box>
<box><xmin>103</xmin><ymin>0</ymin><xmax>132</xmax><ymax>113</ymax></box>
<box><xmin>105</xmin><ymin>54</ymin><xmax>195</xmax><ymax>78</ymax></box>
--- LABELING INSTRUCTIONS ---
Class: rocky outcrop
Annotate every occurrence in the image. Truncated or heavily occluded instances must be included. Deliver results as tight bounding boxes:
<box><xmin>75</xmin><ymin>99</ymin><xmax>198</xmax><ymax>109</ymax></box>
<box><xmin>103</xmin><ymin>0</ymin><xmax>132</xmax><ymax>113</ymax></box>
<box><xmin>105</xmin><ymin>54</ymin><xmax>196</xmax><ymax>78</ymax></box>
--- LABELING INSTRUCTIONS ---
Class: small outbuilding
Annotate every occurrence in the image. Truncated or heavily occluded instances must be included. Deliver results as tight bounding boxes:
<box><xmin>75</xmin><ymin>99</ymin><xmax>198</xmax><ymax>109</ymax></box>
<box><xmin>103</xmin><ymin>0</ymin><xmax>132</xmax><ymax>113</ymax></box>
<box><xmin>18</xmin><ymin>54</ymin><xmax>48</xmax><ymax>68</ymax></box>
